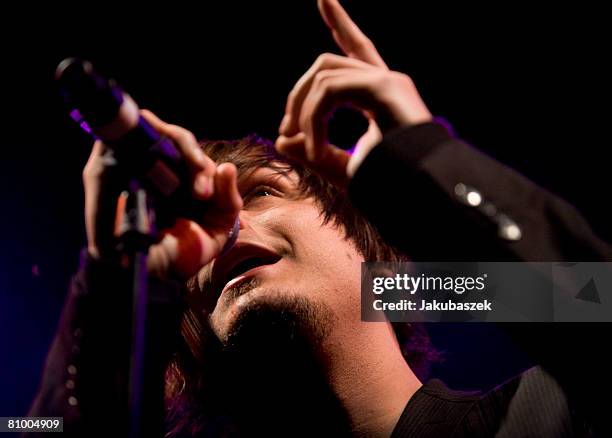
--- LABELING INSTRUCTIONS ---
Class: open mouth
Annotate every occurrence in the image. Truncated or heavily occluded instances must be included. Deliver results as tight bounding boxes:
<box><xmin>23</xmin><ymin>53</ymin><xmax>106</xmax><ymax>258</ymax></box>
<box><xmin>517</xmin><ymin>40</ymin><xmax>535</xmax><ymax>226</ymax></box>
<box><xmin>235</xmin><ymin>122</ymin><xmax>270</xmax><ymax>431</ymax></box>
<box><xmin>213</xmin><ymin>243</ymin><xmax>282</xmax><ymax>298</ymax></box>
<box><xmin>225</xmin><ymin>256</ymin><xmax>280</xmax><ymax>286</ymax></box>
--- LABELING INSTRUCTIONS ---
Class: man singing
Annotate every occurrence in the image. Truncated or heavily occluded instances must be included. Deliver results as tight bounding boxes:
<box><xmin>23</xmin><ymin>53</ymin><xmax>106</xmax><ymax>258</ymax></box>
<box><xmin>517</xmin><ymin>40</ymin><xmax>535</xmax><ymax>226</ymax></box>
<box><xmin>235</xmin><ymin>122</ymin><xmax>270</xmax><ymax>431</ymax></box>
<box><xmin>29</xmin><ymin>1</ymin><xmax>611</xmax><ymax>436</ymax></box>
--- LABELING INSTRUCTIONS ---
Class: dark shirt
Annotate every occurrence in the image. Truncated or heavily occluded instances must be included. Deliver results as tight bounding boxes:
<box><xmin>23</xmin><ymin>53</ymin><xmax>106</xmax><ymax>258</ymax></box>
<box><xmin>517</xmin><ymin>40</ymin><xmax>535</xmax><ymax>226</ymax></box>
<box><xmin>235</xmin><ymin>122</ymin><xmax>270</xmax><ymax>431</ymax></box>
<box><xmin>393</xmin><ymin>367</ymin><xmax>588</xmax><ymax>437</ymax></box>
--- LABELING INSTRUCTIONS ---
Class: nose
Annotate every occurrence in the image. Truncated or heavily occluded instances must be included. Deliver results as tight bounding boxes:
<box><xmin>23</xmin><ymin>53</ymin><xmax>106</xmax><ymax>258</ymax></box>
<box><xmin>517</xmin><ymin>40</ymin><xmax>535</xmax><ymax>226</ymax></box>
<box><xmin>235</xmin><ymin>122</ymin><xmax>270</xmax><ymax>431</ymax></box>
<box><xmin>236</xmin><ymin>208</ymin><xmax>265</xmax><ymax>240</ymax></box>
<box><xmin>236</xmin><ymin>202</ymin><xmax>279</xmax><ymax>244</ymax></box>
<box><xmin>238</xmin><ymin>208</ymin><xmax>254</xmax><ymax>233</ymax></box>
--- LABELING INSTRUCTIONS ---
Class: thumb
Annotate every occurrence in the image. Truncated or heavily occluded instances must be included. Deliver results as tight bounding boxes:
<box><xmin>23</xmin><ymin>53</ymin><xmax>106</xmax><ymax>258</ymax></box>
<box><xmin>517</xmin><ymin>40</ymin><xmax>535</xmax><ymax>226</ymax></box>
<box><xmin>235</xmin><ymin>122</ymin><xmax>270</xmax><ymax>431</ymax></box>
<box><xmin>275</xmin><ymin>133</ymin><xmax>350</xmax><ymax>187</ymax></box>
<box><xmin>275</xmin><ymin>133</ymin><xmax>308</xmax><ymax>162</ymax></box>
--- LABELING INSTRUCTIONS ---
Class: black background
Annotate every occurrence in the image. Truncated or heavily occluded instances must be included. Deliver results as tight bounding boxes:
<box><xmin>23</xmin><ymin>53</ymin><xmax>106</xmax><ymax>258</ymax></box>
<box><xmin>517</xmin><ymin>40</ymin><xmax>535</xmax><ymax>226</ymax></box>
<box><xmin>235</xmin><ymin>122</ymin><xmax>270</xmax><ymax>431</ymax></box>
<box><xmin>1</xmin><ymin>2</ymin><xmax>609</xmax><ymax>416</ymax></box>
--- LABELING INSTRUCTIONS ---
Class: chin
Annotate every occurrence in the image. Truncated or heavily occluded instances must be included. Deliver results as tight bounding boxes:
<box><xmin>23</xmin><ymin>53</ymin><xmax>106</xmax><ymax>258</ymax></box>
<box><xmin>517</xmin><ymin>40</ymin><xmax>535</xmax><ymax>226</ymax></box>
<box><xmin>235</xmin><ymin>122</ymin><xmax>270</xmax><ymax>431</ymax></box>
<box><xmin>214</xmin><ymin>289</ymin><xmax>335</xmax><ymax>356</ymax></box>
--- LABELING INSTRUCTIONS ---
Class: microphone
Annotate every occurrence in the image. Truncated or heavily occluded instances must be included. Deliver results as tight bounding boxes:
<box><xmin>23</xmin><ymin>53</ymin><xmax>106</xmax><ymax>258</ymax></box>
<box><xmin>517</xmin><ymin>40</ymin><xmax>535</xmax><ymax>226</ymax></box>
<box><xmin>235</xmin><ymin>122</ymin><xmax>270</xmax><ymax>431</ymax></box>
<box><xmin>56</xmin><ymin>58</ymin><xmax>211</xmax><ymax>228</ymax></box>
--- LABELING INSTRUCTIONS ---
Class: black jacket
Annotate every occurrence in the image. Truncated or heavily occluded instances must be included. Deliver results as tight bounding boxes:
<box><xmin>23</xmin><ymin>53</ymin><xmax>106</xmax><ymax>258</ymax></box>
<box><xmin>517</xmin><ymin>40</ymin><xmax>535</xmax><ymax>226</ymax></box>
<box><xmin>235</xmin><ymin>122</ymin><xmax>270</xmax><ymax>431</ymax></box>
<box><xmin>350</xmin><ymin>121</ymin><xmax>611</xmax><ymax>437</ymax></box>
<box><xmin>29</xmin><ymin>121</ymin><xmax>612</xmax><ymax>436</ymax></box>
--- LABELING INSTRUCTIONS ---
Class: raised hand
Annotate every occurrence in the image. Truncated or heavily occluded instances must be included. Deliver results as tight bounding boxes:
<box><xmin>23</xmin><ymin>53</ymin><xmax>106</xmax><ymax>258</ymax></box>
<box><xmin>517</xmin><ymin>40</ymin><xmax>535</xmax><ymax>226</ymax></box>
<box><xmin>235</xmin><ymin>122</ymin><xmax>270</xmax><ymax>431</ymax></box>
<box><xmin>276</xmin><ymin>0</ymin><xmax>432</xmax><ymax>185</ymax></box>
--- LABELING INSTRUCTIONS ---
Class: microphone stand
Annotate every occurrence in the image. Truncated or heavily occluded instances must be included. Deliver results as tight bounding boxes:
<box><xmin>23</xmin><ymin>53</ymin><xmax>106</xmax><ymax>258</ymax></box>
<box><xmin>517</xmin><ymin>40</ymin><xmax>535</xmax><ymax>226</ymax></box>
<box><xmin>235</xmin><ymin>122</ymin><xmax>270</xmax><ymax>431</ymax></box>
<box><xmin>114</xmin><ymin>181</ymin><xmax>158</xmax><ymax>438</ymax></box>
<box><xmin>57</xmin><ymin>58</ymin><xmax>208</xmax><ymax>437</ymax></box>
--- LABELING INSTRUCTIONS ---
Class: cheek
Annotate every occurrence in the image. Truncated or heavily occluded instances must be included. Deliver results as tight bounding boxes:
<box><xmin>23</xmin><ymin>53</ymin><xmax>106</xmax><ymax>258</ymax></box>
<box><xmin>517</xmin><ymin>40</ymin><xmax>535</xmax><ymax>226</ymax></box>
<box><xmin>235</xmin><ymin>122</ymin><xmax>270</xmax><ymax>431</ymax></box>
<box><xmin>282</xmin><ymin>205</ymin><xmax>364</xmax><ymax>305</ymax></box>
<box><xmin>291</xmin><ymin>206</ymin><xmax>359</xmax><ymax>264</ymax></box>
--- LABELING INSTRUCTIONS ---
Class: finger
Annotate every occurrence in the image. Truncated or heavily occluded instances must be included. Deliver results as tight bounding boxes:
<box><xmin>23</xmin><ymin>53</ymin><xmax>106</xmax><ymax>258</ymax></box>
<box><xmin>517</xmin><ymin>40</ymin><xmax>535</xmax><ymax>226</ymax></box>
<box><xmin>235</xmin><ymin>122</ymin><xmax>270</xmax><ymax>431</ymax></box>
<box><xmin>141</xmin><ymin>109</ymin><xmax>216</xmax><ymax>199</ymax></box>
<box><xmin>276</xmin><ymin>132</ymin><xmax>350</xmax><ymax>187</ymax></box>
<box><xmin>280</xmin><ymin>53</ymin><xmax>374</xmax><ymax>137</ymax></box>
<box><xmin>356</xmin><ymin>117</ymin><xmax>383</xmax><ymax>151</ymax></box>
<box><xmin>317</xmin><ymin>0</ymin><xmax>387</xmax><ymax>68</ymax></box>
<box><xmin>346</xmin><ymin>118</ymin><xmax>383</xmax><ymax>178</ymax></box>
<box><xmin>211</xmin><ymin>162</ymin><xmax>243</xmax><ymax>215</ymax></box>
<box><xmin>299</xmin><ymin>69</ymin><xmax>378</xmax><ymax>161</ymax></box>
<box><xmin>82</xmin><ymin>139</ymin><xmax>107</xmax><ymax>182</ymax></box>
<box><xmin>151</xmin><ymin>219</ymin><xmax>211</xmax><ymax>280</ymax></box>
<box><xmin>141</xmin><ymin>109</ymin><xmax>210</xmax><ymax>172</ymax></box>
<box><xmin>275</xmin><ymin>132</ymin><xmax>308</xmax><ymax>161</ymax></box>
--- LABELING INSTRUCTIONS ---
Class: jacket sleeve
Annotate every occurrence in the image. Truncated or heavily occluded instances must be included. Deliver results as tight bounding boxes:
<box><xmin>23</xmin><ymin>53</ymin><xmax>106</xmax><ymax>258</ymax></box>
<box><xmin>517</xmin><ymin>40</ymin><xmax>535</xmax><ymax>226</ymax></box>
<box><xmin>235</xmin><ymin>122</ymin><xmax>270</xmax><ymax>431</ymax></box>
<box><xmin>26</xmin><ymin>251</ymin><xmax>184</xmax><ymax>436</ymax></box>
<box><xmin>348</xmin><ymin>121</ymin><xmax>612</xmax><ymax>434</ymax></box>
<box><xmin>348</xmin><ymin>121</ymin><xmax>612</xmax><ymax>262</ymax></box>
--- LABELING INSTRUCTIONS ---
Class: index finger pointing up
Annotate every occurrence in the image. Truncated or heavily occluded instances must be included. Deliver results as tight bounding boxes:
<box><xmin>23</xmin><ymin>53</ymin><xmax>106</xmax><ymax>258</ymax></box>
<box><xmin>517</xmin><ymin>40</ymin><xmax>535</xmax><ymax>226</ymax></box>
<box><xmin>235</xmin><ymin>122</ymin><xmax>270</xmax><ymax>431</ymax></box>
<box><xmin>317</xmin><ymin>0</ymin><xmax>388</xmax><ymax>69</ymax></box>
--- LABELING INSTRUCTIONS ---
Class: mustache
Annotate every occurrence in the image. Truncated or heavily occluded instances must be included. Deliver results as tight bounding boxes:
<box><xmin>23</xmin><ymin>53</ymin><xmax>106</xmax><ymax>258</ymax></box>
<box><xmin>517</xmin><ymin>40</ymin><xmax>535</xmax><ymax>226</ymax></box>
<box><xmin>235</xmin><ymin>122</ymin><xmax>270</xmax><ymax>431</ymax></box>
<box><xmin>223</xmin><ymin>277</ymin><xmax>261</xmax><ymax>303</ymax></box>
<box><xmin>192</xmin><ymin>267</ymin><xmax>262</xmax><ymax>314</ymax></box>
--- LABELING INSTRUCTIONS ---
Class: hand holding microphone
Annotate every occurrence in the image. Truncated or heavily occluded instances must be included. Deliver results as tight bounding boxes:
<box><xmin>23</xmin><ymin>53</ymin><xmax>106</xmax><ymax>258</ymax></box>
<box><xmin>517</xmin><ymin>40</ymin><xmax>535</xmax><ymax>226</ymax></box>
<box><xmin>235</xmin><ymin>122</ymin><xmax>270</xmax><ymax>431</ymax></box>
<box><xmin>57</xmin><ymin>59</ymin><xmax>242</xmax><ymax>280</ymax></box>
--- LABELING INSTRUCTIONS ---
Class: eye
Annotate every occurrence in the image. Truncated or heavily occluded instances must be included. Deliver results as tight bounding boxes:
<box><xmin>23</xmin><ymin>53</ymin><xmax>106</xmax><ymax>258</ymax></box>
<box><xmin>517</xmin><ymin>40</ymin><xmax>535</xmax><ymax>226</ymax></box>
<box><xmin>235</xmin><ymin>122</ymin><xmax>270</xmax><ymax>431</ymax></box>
<box><xmin>243</xmin><ymin>185</ymin><xmax>280</xmax><ymax>205</ymax></box>
<box><xmin>252</xmin><ymin>188</ymin><xmax>272</xmax><ymax>197</ymax></box>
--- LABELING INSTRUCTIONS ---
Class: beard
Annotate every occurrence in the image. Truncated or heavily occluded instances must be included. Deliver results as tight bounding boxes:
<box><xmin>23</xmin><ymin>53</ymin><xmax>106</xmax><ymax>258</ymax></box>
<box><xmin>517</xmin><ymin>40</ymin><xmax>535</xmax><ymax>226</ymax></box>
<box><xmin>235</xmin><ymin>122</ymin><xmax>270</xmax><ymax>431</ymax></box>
<box><xmin>219</xmin><ymin>277</ymin><xmax>336</xmax><ymax>354</ymax></box>
<box><xmin>171</xmin><ymin>275</ymin><xmax>351</xmax><ymax>436</ymax></box>
<box><xmin>204</xmin><ymin>280</ymin><xmax>350</xmax><ymax>436</ymax></box>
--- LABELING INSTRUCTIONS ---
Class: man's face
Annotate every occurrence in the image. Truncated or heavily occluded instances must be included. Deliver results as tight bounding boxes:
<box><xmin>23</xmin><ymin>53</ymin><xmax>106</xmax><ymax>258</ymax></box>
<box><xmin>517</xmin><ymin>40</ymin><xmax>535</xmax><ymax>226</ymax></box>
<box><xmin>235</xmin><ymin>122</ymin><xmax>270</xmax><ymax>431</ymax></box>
<box><xmin>195</xmin><ymin>164</ymin><xmax>364</xmax><ymax>345</ymax></box>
